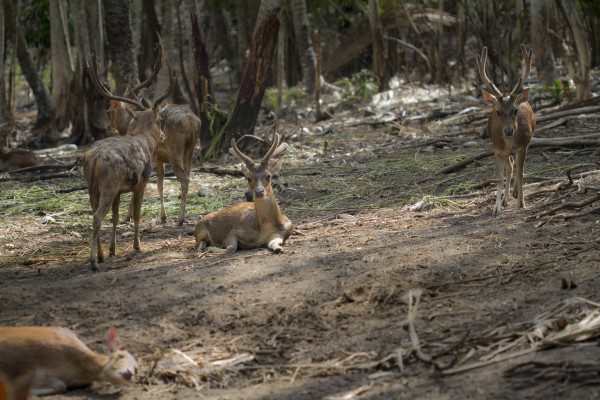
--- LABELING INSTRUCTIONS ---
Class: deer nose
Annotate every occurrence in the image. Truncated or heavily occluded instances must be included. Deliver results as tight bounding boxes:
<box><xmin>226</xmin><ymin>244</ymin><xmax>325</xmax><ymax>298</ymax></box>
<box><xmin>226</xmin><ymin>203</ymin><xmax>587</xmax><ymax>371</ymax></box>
<box><xmin>255</xmin><ymin>188</ymin><xmax>265</xmax><ymax>198</ymax></box>
<box><xmin>121</xmin><ymin>370</ymin><xmax>133</xmax><ymax>381</ymax></box>
<box><xmin>503</xmin><ymin>127</ymin><xmax>515</xmax><ymax>136</ymax></box>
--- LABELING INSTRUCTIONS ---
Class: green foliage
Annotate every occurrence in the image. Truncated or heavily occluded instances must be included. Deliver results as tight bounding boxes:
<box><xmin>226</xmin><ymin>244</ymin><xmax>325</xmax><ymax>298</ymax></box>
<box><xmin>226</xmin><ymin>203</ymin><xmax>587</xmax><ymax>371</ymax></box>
<box><xmin>531</xmin><ymin>80</ymin><xmax>565</xmax><ymax>105</ymax></box>
<box><xmin>337</xmin><ymin>69</ymin><xmax>378</xmax><ymax>104</ymax></box>
<box><xmin>322</xmin><ymin>137</ymin><xmax>329</xmax><ymax>153</ymax></box>
<box><xmin>441</xmin><ymin>183</ymin><xmax>477</xmax><ymax>196</ymax></box>
<box><xmin>263</xmin><ymin>87</ymin><xmax>307</xmax><ymax>113</ymax></box>
<box><xmin>20</xmin><ymin>0</ymin><xmax>51</xmax><ymax>52</ymax></box>
<box><xmin>204</xmin><ymin>101</ymin><xmax>230</xmax><ymax>159</ymax></box>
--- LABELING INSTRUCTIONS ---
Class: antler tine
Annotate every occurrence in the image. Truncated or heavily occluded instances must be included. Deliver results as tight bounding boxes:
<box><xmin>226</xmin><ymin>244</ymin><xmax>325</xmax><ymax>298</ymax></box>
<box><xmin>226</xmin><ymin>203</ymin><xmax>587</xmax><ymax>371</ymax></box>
<box><xmin>153</xmin><ymin>53</ymin><xmax>174</xmax><ymax>111</ymax></box>
<box><xmin>511</xmin><ymin>44</ymin><xmax>533</xmax><ymax>97</ymax></box>
<box><xmin>476</xmin><ymin>47</ymin><xmax>503</xmax><ymax>97</ymax></box>
<box><xmin>261</xmin><ymin>133</ymin><xmax>281</xmax><ymax>166</ymax></box>
<box><xmin>86</xmin><ymin>51</ymin><xmax>145</xmax><ymax>110</ymax></box>
<box><xmin>132</xmin><ymin>36</ymin><xmax>163</xmax><ymax>94</ymax></box>
<box><xmin>230</xmin><ymin>138</ymin><xmax>255</xmax><ymax>168</ymax></box>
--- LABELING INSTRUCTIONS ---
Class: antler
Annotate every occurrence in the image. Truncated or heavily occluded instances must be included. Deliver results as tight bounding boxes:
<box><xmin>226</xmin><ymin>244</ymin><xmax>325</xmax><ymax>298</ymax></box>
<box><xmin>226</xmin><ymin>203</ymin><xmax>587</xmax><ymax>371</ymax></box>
<box><xmin>86</xmin><ymin>51</ymin><xmax>145</xmax><ymax>110</ymax></box>
<box><xmin>153</xmin><ymin>54</ymin><xmax>174</xmax><ymax>112</ymax></box>
<box><xmin>260</xmin><ymin>133</ymin><xmax>281</xmax><ymax>167</ymax></box>
<box><xmin>131</xmin><ymin>38</ymin><xmax>163</xmax><ymax>95</ymax></box>
<box><xmin>230</xmin><ymin>138</ymin><xmax>255</xmax><ymax>169</ymax></box>
<box><xmin>475</xmin><ymin>47</ymin><xmax>503</xmax><ymax>97</ymax></box>
<box><xmin>510</xmin><ymin>44</ymin><xmax>533</xmax><ymax>98</ymax></box>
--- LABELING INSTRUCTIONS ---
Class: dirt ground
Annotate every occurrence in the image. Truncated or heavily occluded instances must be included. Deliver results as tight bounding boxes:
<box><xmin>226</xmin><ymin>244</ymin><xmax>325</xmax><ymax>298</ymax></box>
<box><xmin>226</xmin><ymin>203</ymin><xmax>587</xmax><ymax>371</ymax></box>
<box><xmin>1</xmin><ymin>95</ymin><xmax>599</xmax><ymax>399</ymax></box>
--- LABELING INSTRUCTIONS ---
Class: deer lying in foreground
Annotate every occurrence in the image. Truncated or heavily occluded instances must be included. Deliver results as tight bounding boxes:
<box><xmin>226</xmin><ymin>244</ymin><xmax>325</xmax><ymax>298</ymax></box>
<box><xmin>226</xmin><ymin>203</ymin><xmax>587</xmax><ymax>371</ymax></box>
<box><xmin>84</xmin><ymin>52</ymin><xmax>173</xmax><ymax>271</ymax></box>
<box><xmin>477</xmin><ymin>45</ymin><xmax>536</xmax><ymax>215</ymax></box>
<box><xmin>106</xmin><ymin>46</ymin><xmax>200</xmax><ymax>226</ymax></box>
<box><xmin>0</xmin><ymin>142</ymin><xmax>40</xmax><ymax>172</ymax></box>
<box><xmin>0</xmin><ymin>327</ymin><xmax>136</xmax><ymax>396</ymax></box>
<box><xmin>195</xmin><ymin>133</ymin><xmax>293</xmax><ymax>253</ymax></box>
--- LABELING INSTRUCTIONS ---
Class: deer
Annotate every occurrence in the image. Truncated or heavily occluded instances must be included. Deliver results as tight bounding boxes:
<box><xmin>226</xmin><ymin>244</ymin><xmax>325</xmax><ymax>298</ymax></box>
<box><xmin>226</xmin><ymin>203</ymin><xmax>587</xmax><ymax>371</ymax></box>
<box><xmin>0</xmin><ymin>141</ymin><xmax>40</xmax><ymax>172</ymax></box>
<box><xmin>195</xmin><ymin>133</ymin><xmax>293</xmax><ymax>254</ymax></box>
<box><xmin>84</xmin><ymin>50</ymin><xmax>173</xmax><ymax>271</ymax></box>
<box><xmin>106</xmin><ymin>44</ymin><xmax>200</xmax><ymax>227</ymax></box>
<box><xmin>476</xmin><ymin>44</ymin><xmax>535</xmax><ymax>215</ymax></box>
<box><xmin>0</xmin><ymin>327</ymin><xmax>137</xmax><ymax>396</ymax></box>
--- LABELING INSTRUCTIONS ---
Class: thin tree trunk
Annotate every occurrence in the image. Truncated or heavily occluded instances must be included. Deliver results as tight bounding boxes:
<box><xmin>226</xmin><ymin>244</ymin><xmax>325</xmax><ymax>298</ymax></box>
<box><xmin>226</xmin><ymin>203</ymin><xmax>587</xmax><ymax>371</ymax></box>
<box><xmin>3</xmin><ymin>0</ymin><xmax>56</xmax><ymax>131</ymax></box>
<box><xmin>176</xmin><ymin>1</ymin><xmax>198</xmax><ymax>114</ymax></box>
<box><xmin>291</xmin><ymin>0</ymin><xmax>317</xmax><ymax>93</ymax></box>
<box><xmin>368</xmin><ymin>0</ymin><xmax>389</xmax><ymax>90</ymax></box>
<box><xmin>225</xmin><ymin>0</ymin><xmax>284</xmax><ymax>145</ymax></box>
<box><xmin>50</xmin><ymin>0</ymin><xmax>74</xmax><ymax>130</ymax></box>
<box><xmin>530</xmin><ymin>0</ymin><xmax>557</xmax><ymax>84</ymax></box>
<box><xmin>211</xmin><ymin>0</ymin><xmax>240</xmax><ymax>83</ymax></box>
<box><xmin>104</xmin><ymin>0</ymin><xmax>139</xmax><ymax>94</ymax></box>
<box><xmin>154</xmin><ymin>0</ymin><xmax>184</xmax><ymax>103</ymax></box>
<box><xmin>276</xmin><ymin>20</ymin><xmax>284</xmax><ymax>121</ymax></box>
<box><xmin>560</xmin><ymin>0</ymin><xmax>592</xmax><ymax>101</ymax></box>
<box><xmin>0</xmin><ymin>3</ymin><xmax>6</xmax><ymax>119</ymax></box>
<box><xmin>188</xmin><ymin>8</ymin><xmax>215</xmax><ymax>145</ymax></box>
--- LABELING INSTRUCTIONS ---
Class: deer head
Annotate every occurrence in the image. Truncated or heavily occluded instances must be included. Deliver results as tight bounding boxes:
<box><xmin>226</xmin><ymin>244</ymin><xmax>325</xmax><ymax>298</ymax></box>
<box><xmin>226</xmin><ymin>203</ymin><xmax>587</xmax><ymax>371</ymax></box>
<box><xmin>476</xmin><ymin>44</ymin><xmax>533</xmax><ymax>136</ymax></box>
<box><xmin>87</xmin><ymin>47</ymin><xmax>173</xmax><ymax>145</ymax></box>
<box><xmin>230</xmin><ymin>133</ymin><xmax>288</xmax><ymax>199</ymax></box>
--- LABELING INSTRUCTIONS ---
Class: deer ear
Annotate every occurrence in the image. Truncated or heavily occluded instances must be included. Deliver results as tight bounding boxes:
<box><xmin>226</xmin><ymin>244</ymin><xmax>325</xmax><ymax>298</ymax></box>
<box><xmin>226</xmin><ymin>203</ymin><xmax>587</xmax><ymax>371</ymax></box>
<box><xmin>110</xmin><ymin>100</ymin><xmax>122</xmax><ymax>109</ymax></box>
<box><xmin>271</xmin><ymin>156</ymin><xmax>284</xmax><ymax>173</ymax></box>
<box><xmin>106</xmin><ymin>328</ymin><xmax>120</xmax><ymax>352</ymax></box>
<box><xmin>515</xmin><ymin>87</ymin><xmax>530</xmax><ymax>104</ymax></box>
<box><xmin>482</xmin><ymin>90</ymin><xmax>497</xmax><ymax>104</ymax></box>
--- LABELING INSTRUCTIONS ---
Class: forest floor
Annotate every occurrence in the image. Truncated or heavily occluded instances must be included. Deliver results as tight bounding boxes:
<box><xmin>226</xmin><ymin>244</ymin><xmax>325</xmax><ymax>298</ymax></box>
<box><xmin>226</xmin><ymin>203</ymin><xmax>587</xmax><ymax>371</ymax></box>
<box><xmin>1</xmin><ymin>86</ymin><xmax>599</xmax><ymax>399</ymax></box>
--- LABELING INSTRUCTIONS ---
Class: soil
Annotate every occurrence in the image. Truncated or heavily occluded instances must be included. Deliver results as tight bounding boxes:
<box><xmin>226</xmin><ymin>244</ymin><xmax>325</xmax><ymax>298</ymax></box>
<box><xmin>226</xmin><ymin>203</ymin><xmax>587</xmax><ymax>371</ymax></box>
<box><xmin>1</xmin><ymin>99</ymin><xmax>599</xmax><ymax>399</ymax></box>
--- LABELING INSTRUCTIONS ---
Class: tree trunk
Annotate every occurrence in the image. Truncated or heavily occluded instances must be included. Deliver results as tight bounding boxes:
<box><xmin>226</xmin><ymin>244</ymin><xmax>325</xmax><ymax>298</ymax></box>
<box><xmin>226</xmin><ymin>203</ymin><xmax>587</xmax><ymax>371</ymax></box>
<box><xmin>0</xmin><ymin>3</ymin><xmax>6</xmax><ymax>119</ymax></box>
<box><xmin>50</xmin><ymin>0</ymin><xmax>74</xmax><ymax>130</ymax></box>
<box><xmin>225</xmin><ymin>0</ymin><xmax>284</xmax><ymax>145</ymax></box>
<box><xmin>368</xmin><ymin>0</ymin><xmax>389</xmax><ymax>90</ymax></box>
<box><xmin>291</xmin><ymin>0</ymin><xmax>317</xmax><ymax>93</ymax></box>
<box><xmin>3</xmin><ymin>0</ymin><xmax>55</xmax><ymax>131</ymax></box>
<box><xmin>188</xmin><ymin>8</ymin><xmax>215</xmax><ymax>145</ymax></box>
<box><xmin>560</xmin><ymin>0</ymin><xmax>592</xmax><ymax>101</ymax></box>
<box><xmin>154</xmin><ymin>0</ymin><xmax>184</xmax><ymax>103</ymax></box>
<box><xmin>104</xmin><ymin>0</ymin><xmax>139</xmax><ymax>94</ymax></box>
<box><xmin>211</xmin><ymin>0</ymin><xmax>241</xmax><ymax>83</ymax></box>
<box><xmin>530</xmin><ymin>0</ymin><xmax>557</xmax><ymax>84</ymax></box>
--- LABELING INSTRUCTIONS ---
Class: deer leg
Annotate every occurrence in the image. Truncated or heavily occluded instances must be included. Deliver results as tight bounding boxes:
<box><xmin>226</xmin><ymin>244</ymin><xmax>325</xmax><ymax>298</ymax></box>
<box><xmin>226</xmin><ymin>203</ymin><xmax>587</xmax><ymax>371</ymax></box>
<box><xmin>172</xmin><ymin>162</ymin><xmax>189</xmax><ymax>227</ymax></box>
<box><xmin>493</xmin><ymin>154</ymin><xmax>505</xmax><ymax>216</ymax></box>
<box><xmin>515</xmin><ymin>149</ymin><xmax>527</xmax><ymax>208</ymax></box>
<box><xmin>503</xmin><ymin>156</ymin><xmax>513</xmax><ymax>206</ymax></box>
<box><xmin>207</xmin><ymin>236</ymin><xmax>238</xmax><ymax>254</ymax></box>
<box><xmin>267</xmin><ymin>235</ymin><xmax>285</xmax><ymax>253</ymax></box>
<box><xmin>31</xmin><ymin>377</ymin><xmax>67</xmax><ymax>396</ymax></box>
<box><xmin>156</xmin><ymin>162</ymin><xmax>167</xmax><ymax>224</ymax></box>
<box><xmin>194</xmin><ymin>223</ymin><xmax>209</xmax><ymax>252</ymax></box>
<box><xmin>109</xmin><ymin>193</ymin><xmax>121</xmax><ymax>257</ymax></box>
<box><xmin>124</xmin><ymin>194</ymin><xmax>134</xmax><ymax>223</ymax></box>
<box><xmin>90</xmin><ymin>192</ymin><xmax>113</xmax><ymax>270</ymax></box>
<box><xmin>132</xmin><ymin>188</ymin><xmax>145</xmax><ymax>253</ymax></box>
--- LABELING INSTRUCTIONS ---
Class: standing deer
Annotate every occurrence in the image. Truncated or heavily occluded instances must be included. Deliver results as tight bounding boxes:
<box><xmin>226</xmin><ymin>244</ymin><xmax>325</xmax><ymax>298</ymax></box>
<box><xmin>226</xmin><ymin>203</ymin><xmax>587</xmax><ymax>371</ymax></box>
<box><xmin>84</xmin><ymin>52</ymin><xmax>173</xmax><ymax>271</ymax></box>
<box><xmin>195</xmin><ymin>133</ymin><xmax>293</xmax><ymax>253</ymax></box>
<box><xmin>0</xmin><ymin>327</ymin><xmax>136</xmax><ymax>396</ymax></box>
<box><xmin>106</xmin><ymin>44</ymin><xmax>200</xmax><ymax>226</ymax></box>
<box><xmin>476</xmin><ymin>45</ymin><xmax>536</xmax><ymax>215</ymax></box>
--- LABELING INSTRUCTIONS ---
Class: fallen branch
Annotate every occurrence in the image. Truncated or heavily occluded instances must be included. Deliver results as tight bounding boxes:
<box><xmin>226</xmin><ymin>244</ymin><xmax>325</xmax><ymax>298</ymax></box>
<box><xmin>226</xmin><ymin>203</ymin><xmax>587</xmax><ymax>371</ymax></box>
<box><xmin>527</xmin><ymin>192</ymin><xmax>600</xmax><ymax>220</ymax></box>
<box><xmin>5</xmin><ymin>164</ymin><xmax>75</xmax><ymax>174</ymax></box>
<box><xmin>55</xmin><ymin>185</ymin><xmax>88</xmax><ymax>194</ymax></box>
<box><xmin>0</xmin><ymin>171</ymin><xmax>79</xmax><ymax>182</ymax></box>
<box><xmin>194</xmin><ymin>165</ymin><xmax>244</xmax><ymax>176</ymax></box>
<box><xmin>437</xmin><ymin>151</ymin><xmax>494</xmax><ymax>174</ymax></box>
<box><xmin>537</xmin><ymin>105</ymin><xmax>600</xmax><ymax>123</ymax></box>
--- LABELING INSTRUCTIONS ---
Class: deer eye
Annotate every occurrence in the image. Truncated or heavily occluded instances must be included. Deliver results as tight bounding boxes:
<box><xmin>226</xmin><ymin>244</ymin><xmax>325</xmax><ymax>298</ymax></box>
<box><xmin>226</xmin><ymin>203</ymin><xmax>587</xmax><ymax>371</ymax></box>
<box><xmin>117</xmin><ymin>354</ymin><xmax>124</xmax><ymax>360</ymax></box>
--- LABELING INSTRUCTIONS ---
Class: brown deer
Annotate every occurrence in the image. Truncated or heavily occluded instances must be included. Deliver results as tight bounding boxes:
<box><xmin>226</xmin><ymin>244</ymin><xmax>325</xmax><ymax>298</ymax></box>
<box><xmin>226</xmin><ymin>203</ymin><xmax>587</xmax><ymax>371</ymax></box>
<box><xmin>0</xmin><ymin>327</ymin><xmax>136</xmax><ymax>396</ymax></box>
<box><xmin>106</xmin><ymin>46</ymin><xmax>200</xmax><ymax>227</ymax></box>
<box><xmin>0</xmin><ymin>140</ymin><xmax>40</xmax><ymax>172</ymax></box>
<box><xmin>84</xmin><ymin>51</ymin><xmax>173</xmax><ymax>271</ymax></box>
<box><xmin>476</xmin><ymin>45</ymin><xmax>536</xmax><ymax>215</ymax></box>
<box><xmin>194</xmin><ymin>133</ymin><xmax>293</xmax><ymax>253</ymax></box>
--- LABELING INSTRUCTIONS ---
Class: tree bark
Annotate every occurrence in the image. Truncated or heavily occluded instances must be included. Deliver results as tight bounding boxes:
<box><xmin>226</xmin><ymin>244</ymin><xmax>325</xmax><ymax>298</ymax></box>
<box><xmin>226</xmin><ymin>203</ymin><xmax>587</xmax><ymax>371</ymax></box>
<box><xmin>50</xmin><ymin>0</ymin><xmax>74</xmax><ymax>130</ymax></box>
<box><xmin>225</xmin><ymin>0</ymin><xmax>284</xmax><ymax>145</ymax></box>
<box><xmin>104</xmin><ymin>0</ymin><xmax>139</xmax><ymax>94</ymax></box>
<box><xmin>291</xmin><ymin>0</ymin><xmax>317</xmax><ymax>93</ymax></box>
<box><xmin>530</xmin><ymin>0</ymin><xmax>557</xmax><ymax>84</ymax></box>
<box><xmin>3</xmin><ymin>0</ymin><xmax>55</xmax><ymax>131</ymax></box>
<box><xmin>0</xmin><ymin>3</ymin><xmax>6</xmax><ymax>119</ymax></box>
<box><xmin>211</xmin><ymin>0</ymin><xmax>241</xmax><ymax>83</ymax></box>
<box><xmin>560</xmin><ymin>0</ymin><xmax>592</xmax><ymax>101</ymax></box>
<box><xmin>154</xmin><ymin>0</ymin><xmax>184</xmax><ymax>103</ymax></box>
<box><xmin>368</xmin><ymin>0</ymin><xmax>389</xmax><ymax>90</ymax></box>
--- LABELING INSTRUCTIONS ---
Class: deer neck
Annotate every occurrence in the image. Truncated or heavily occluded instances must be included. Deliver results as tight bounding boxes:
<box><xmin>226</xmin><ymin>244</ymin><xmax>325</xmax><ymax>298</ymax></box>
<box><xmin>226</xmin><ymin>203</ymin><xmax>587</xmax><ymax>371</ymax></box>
<box><xmin>254</xmin><ymin>185</ymin><xmax>284</xmax><ymax>229</ymax></box>
<box><xmin>78</xmin><ymin>351</ymin><xmax>110</xmax><ymax>382</ymax></box>
<box><xmin>117</xmin><ymin>108</ymin><xmax>133</xmax><ymax>135</ymax></box>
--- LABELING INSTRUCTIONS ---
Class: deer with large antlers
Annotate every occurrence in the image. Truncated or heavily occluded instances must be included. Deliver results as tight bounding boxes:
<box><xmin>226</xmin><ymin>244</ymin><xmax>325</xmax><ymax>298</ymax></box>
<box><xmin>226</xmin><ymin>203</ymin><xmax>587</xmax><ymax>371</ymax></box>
<box><xmin>476</xmin><ymin>44</ymin><xmax>536</xmax><ymax>215</ymax></box>
<box><xmin>83</xmin><ymin>50</ymin><xmax>173</xmax><ymax>271</ymax></box>
<box><xmin>106</xmin><ymin>44</ymin><xmax>200</xmax><ymax>227</ymax></box>
<box><xmin>194</xmin><ymin>133</ymin><xmax>293</xmax><ymax>254</ymax></box>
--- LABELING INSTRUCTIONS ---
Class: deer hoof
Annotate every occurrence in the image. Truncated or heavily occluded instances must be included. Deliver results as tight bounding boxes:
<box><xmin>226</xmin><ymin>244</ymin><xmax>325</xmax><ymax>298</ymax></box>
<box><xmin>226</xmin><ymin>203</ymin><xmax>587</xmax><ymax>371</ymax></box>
<box><xmin>272</xmin><ymin>246</ymin><xmax>284</xmax><ymax>254</ymax></box>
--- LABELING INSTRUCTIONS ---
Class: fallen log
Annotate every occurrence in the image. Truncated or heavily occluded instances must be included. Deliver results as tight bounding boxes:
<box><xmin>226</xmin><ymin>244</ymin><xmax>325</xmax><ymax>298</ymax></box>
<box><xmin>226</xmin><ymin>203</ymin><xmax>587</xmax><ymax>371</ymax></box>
<box><xmin>536</xmin><ymin>105</ymin><xmax>600</xmax><ymax>123</ymax></box>
<box><xmin>437</xmin><ymin>151</ymin><xmax>494</xmax><ymax>174</ymax></box>
<box><xmin>5</xmin><ymin>164</ymin><xmax>75</xmax><ymax>174</ymax></box>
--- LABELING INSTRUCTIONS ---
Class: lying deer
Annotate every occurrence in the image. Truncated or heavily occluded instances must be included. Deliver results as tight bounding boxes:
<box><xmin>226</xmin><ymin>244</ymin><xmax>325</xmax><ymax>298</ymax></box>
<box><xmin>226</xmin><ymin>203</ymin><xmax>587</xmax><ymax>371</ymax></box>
<box><xmin>476</xmin><ymin>45</ymin><xmax>535</xmax><ymax>215</ymax></box>
<box><xmin>0</xmin><ymin>327</ymin><xmax>136</xmax><ymax>396</ymax></box>
<box><xmin>106</xmin><ymin>45</ymin><xmax>200</xmax><ymax>226</ymax></box>
<box><xmin>0</xmin><ymin>142</ymin><xmax>40</xmax><ymax>172</ymax></box>
<box><xmin>84</xmin><ymin>51</ymin><xmax>173</xmax><ymax>271</ymax></box>
<box><xmin>195</xmin><ymin>133</ymin><xmax>293</xmax><ymax>253</ymax></box>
